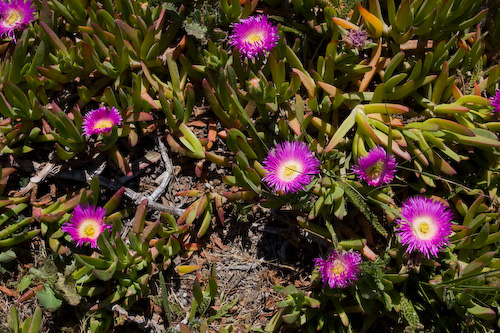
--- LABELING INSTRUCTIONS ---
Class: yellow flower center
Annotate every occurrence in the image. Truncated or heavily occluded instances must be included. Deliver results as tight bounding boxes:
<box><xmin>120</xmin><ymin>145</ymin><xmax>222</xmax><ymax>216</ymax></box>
<box><xmin>420</xmin><ymin>223</ymin><xmax>430</xmax><ymax>233</ymax></box>
<box><xmin>93</xmin><ymin>119</ymin><xmax>113</xmax><ymax>130</ymax></box>
<box><xmin>278</xmin><ymin>160</ymin><xmax>303</xmax><ymax>182</ymax></box>
<box><xmin>5</xmin><ymin>10</ymin><xmax>22</xmax><ymax>26</ymax></box>
<box><xmin>413</xmin><ymin>216</ymin><xmax>436</xmax><ymax>240</ymax></box>
<box><xmin>331</xmin><ymin>260</ymin><xmax>345</xmax><ymax>275</ymax></box>
<box><xmin>78</xmin><ymin>220</ymin><xmax>100</xmax><ymax>239</ymax></box>
<box><xmin>366</xmin><ymin>160</ymin><xmax>384</xmax><ymax>180</ymax></box>
<box><xmin>245</xmin><ymin>32</ymin><xmax>263</xmax><ymax>45</ymax></box>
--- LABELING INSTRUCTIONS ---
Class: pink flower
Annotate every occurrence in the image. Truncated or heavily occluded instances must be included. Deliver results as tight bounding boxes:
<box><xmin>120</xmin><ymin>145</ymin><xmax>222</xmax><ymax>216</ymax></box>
<box><xmin>490</xmin><ymin>89</ymin><xmax>500</xmax><ymax>115</ymax></box>
<box><xmin>229</xmin><ymin>15</ymin><xmax>279</xmax><ymax>59</ymax></box>
<box><xmin>314</xmin><ymin>250</ymin><xmax>362</xmax><ymax>289</ymax></box>
<box><xmin>82</xmin><ymin>106</ymin><xmax>122</xmax><ymax>137</ymax></box>
<box><xmin>395</xmin><ymin>196</ymin><xmax>454</xmax><ymax>259</ymax></box>
<box><xmin>262</xmin><ymin>141</ymin><xmax>320</xmax><ymax>194</ymax></box>
<box><xmin>62</xmin><ymin>204</ymin><xmax>110</xmax><ymax>248</ymax></box>
<box><xmin>0</xmin><ymin>0</ymin><xmax>35</xmax><ymax>41</ymax></box>
<box><xmin>352</xmin><ymin>146</ymin><xmax>397</xmax><ymax>186</ymax></box>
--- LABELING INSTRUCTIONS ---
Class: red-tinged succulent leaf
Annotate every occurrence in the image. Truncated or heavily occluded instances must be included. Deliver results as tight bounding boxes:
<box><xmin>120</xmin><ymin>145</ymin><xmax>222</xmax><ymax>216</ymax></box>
<box><xmin>33</xmin><ymin>207</ymin><xmax>65</xmax><ymax>223</ymax></box>
<box><xmin>195</xmin><ymin>160</ymin><xmax>204</xmax><ymax>178</ymax></box>
<box><xmin>109</xmin><ymin>146</ymin><xmax>132</xmax><ymax>176</ymax></box>
<box><xmin>359</xmin><ymin>39</ymin><xmax>383</xmax><ymax>92</ymax></box>
<box><xmin>364</xmin><ymin>104</ymin><xmax>409</xmax><ymax>114</ymax></box>
<box><xmin>431</xmin><ymin>150</ymin><xmax>456</xmax><ymax>175</ymax></box>
<box><xmin>311</xmin><ymin>117</ymin><xmax>335</xmax><ymax>136</ymax></box>
<box><xmin>338</xmin><ymin>239</ymin><xmax>366</xmax><ymax>250</ymax></box>
<box><xmin>128</xmin><ymin>129</ymin><xmax>138</xmax><ymax>147</ymax></box>
<box><xmin>455</xmin><ymin>95</ymin><xmax>490</xmax><ymax>106</ymax></box>
<box><xmin>325</xmin><ymin>108</ymin><xmax>357</xmax><ymax>152</ymax></box>
<box><xmin>207</xmin><ymin>120</ymin><xmax>217</xmax><ymax>151</ymax></box>
<box><xmin>467</xmin><ymin>303</ymin><xmax>496</xmax><ymax>321</ymax></box>
<box><xmin>37</xmin><ymin>65</ymin><xmax>72</xmax><ymax>84</ymax></box>
<box><xmin>451</xmin><ymin>84</ymin><xmax>463</xmax><ymax>100</ymax></box>
<box><xmin>177</xmin><ymin>201</ymin><xmax>197</xmax><ymax>225</ymax></box>
<box><xmin>292</xmin><ymin>68</ymin><xmax>316</xmax><ymax>98</ymax></box>
<box><xmin>214</xmin><ymin>194</ymin><xmax>225</xmax><ymax>227</ymax></box>
<box><xmin>59</xmin><ymin>189</ymin><xmax>90</xmax><ymax>212</ymax></box>
<box><xmin>114</xmin><ymin>19</ymin><xmax>140</xmax><ymax>52</ymax></box>
<box><xmin>103</xmin><ymin>187</ymin><xmax>125</xmax><ymax>214</ymax></box>
<box><xmin>331</xmin><ymin>17</ymin><xmax>359</xmax><ymax>30</ymax></box>
<box><xmin>39</xmin><ymin>22</ymin><xmax>68</xmax><ymax>55</ymax></box>
<box><xmin>48</xmin><ymin>238</ymin><xmax>69</xmax><ymax>255</ymax></box>
<box><xmin>358</xmin><ymin>5</ymin><xmax>383</xmax><ymax>38</ymax></box>
<box><xmin>485</xmin><ymin>122</ymin><xmax>500</xmax><ymax>132</ymax></box>
<box><xmin>222</xmin><ymin>191</ymin><xmax>256</xmax><ymax>201</ymax></box>
<box><xmin>433</xmin><ymin>104</ymin><xmax>469</xmax><ymax>114</ymax></box>
<box><xmin>288</xmin><ymin>116</ymin><xmax>302</xmax><ymax>135</ymax></box>
<box><xmin>446</xmin><ymin>132</ymin><xmax>500</xmax><ymax>148</ymax></box>
<box><xmin>0</xmin><ymin>199</ymin><xmax>13</xmax><ymax>207</ymax></box>
<box><xmin>356</xmin><ymin>109</ymin><xmax>382</xmax><ymax>145</ymax></box>
<box><xmin>205</xmin><ymin>151</ymin><xmax>230</xmax><ymax>167</ymax></box>
<box><xmin>362</xmin><ymin>245</ymin><xmax>378</xmax><ymax>261</ymax></box>
<box><xmin>175</xmin><ymin>190</ymin><xmax>202</xmax><ymax>197</ymax></box>
<box><xmin>132</xmin><ymin>199</ymin><xmax>148</xmax><ymax>234</ymax></box>
<box><xmin>473</xmin><ymin>82</ymin><xmax>481</xmax><ymax>96</ymax></box>
<box><xmin>178</xmin><ymin>123</ymin><xmax>205</xmax><ymax>159</ymax></box>
<box><xmin>196</xmin><ymin>210</ymin><xmax>212</xmax><ymax>238</ymax></box>
<box><xmin>452</xmin><ymin>225</ymin><xmax>467</xmax><ymax>232</ymax></box>
<box><xmin>195</xmin><ymin>195</ymin><xmax>208</xmax><ymax>219</ymax></box>
<box><xmin>17</xmin><ymin>284</ymin><xmax>44</xmax><ymax>303</ymax></box>
<box><xmin>123</xmin><ymin>111</ymin><xmax>154</xmax><ymax>122</ymax></box>
<box><xmin>166</xmin><ymin>134</ymin><xmax>188</xmax><ymax>155</ymax></box>
<box><xmin>222</xmin><ymin>175</ymin><xmax>237</xmax><ymax>186</ymax></box>
<box><xmin>424</xmin><ymin>119</ymin><xmax>475</xmax><ymax>136</ymax></box>
<box><xmin>317</xmin><ymin>81</ymin><xmax>342</xmax><ymax>97</ymax></box>
<box><xmin>142</xmin><ymin>220</ymin><xmax>160</xmax><ymax>241</ymax></box>
<box><xmin>367</xmin><ymin>113</ymin><xmax>404</xmax><ymax>127</ymax></box>
<box><xmin>373</xmin><ymin>129</ymin><xmax>411</xmax><ymax>160</ymax></box>
<box><xmin>140</xmin><ymin>91</ymin><xmax>159</xmax><ymax>110</ymax></box>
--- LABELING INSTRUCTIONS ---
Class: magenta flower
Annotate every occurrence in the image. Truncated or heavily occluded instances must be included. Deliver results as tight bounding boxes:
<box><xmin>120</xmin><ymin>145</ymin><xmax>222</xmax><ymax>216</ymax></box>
<box><xmin>262</xmin><ymin>141</ymin><xmax>320</xmax><ymax>194</ymax></box>
<box><xmin>344</xmin><ymin>29</ymin><xmax>370</xmax><ymax>49</ymax></box>
<box><xmin>352</xmin><ymin>146</ymin><xmax>397</xmax><ymax>186</ymax></box>
<box><xmin>314</xmin><ymin>250</ymin><xmax>362</xmax><ymax>289</ymax></box>
<box><xmin>229</xmin><ymin>15</ymin><xmax>279</xmax><ymax>59</ymax></box>
<box><xmin>62</xmin><ymin>204</ymin><xmax>110</xmax><ymax>248</ymax></box>
<box><xmin>0</xmin><ymin>0</ymin><xmax>35</xmax><ymax>41</ymax></box>
<box><xmin>82</xmin><ymin>106</ymin><xmax>122</xmax><ymax>137</ymax></box>
<box><xmin>395</xmin><ymin>196</ymin><xmax>454</xmax><ymax>259</ymax></box>
<box><xmin>490</xmin><ymin>89</ymin><xmax>500</xmax><ymax>115</ymax></box>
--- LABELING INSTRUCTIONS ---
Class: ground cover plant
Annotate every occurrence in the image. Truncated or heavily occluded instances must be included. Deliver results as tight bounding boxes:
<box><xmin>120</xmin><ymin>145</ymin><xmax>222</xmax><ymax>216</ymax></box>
<box><xmin>0</xmin><ymin>0</ymin><xmax>499</xmax><ymax>331</ymax></box>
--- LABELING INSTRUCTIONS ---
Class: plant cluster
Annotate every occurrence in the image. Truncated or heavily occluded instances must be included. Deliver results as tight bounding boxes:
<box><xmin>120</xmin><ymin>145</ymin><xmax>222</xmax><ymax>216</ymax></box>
<box><xmin>0</xmin><ymin>0</ymin><xmax>499</xmax><ymax>332</ymax></box>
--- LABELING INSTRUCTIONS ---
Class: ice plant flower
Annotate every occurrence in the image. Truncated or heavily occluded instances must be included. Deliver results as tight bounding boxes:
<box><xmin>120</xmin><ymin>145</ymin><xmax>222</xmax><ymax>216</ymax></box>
<box><xmin>229</xmin><ymin>15</ymin><xmax>279</xmax><ymax>59</ymax></box>
<box><xmin>314</xmin><ymin>250</ymin><xmax>362</xmax><ymax>289</ymax></box>
<box><xmin>352</xmin><ymin>146</ymin><xmax>397</xmax><ymax>186</ymax></box>
<box><xmin>62</xmin><ymin>204</ymin><xmax>110</xmax><ymax>248</ymax></box>
<box><xmin>344</xmin><ymin>29</ymin><xmax>370</xmax><ymax>49</ymax></box>
<box><xmin>395</xmin><ymin>196</ymin><xmax>454</xmax><ymax>259</ymax></box>
<box><xmin>262</xmin><ymin>141</ymin><xmax>320</xmax><ymax>194</ymax></box>
<box><xmin>0</xmin><ymin>0</ymin><xmax>36</xmax><ymax>41</ymax></box>
<box><xmin>82</xmin><ymin>106</ymin><xmax>122</xmax><ymax>137</ymax></box>
<box><xmin>490</xmin><ymin>89</ymin><xmax>500</xmax><ymax>115</ymax></box>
